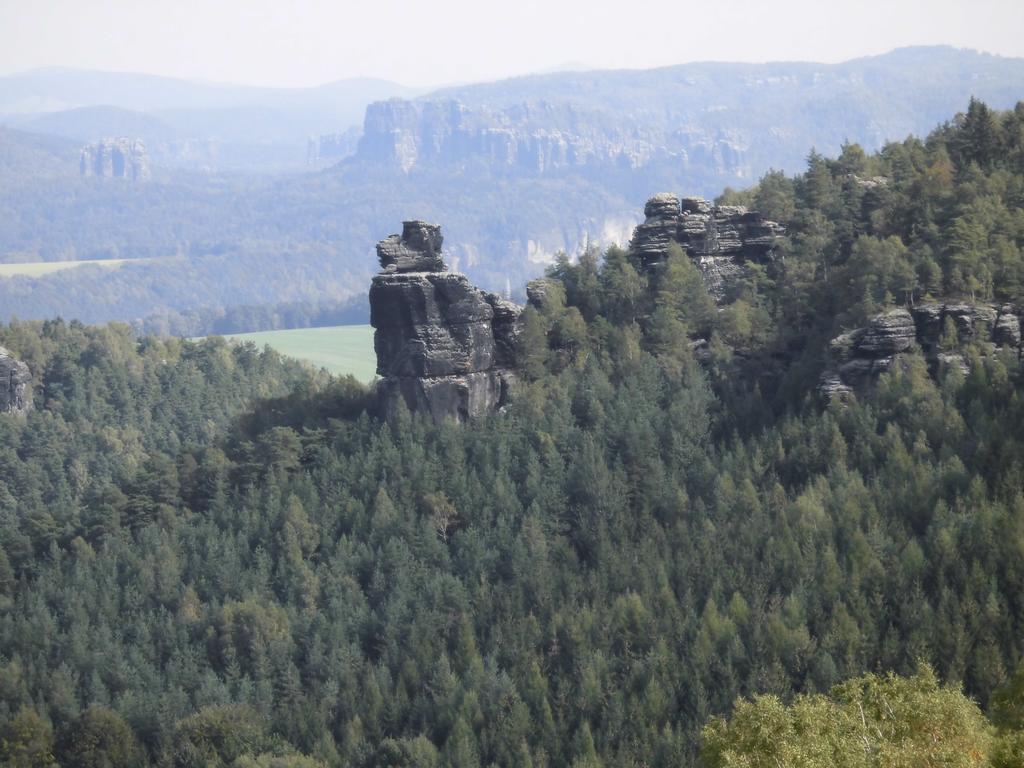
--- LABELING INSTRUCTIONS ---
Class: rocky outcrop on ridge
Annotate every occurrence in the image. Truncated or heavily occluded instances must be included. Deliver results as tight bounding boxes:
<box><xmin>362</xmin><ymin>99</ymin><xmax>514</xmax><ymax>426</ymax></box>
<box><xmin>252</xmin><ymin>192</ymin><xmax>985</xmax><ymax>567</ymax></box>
<box><xmin>628</xmin><ymin>193</ymin><xmax>784</xmax><ymax>300</ymax></box>
<box><xmin>370</xmin><ymin>221</ymin><xmax>521</xmax><ymax>423</ymax></box>
<box><xmin>80</xmin><ymin>138</ymin><xmax>151</xmax><ymax>180</ymax></box>
<box><xmin>0</xmin><ymin>347</ymin><xmax>32</xmax><ymax>414</ymax></box>
<box><xmin>820</xmin><ymin>303</ymin><xmax>1023</xmax><ymax>400</ymax></box>
<box><xmin>821</xmin><ymin>309</ymin><xmax>917</xmax><ymax>397</ymax></box>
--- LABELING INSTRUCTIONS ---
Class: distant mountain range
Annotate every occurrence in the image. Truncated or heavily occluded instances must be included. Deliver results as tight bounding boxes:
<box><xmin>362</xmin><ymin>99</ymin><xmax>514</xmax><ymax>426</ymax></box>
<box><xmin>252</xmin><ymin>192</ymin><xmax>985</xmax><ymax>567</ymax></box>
<box><xmin>4</xmin><ymin>46</ymin><xmax>1023</xmax><ymax>175</ymax></box>
<box><xmin>3</xmin><ymin>46</ymin><xmax>1023</xmax><ymax>176</ymax></box>
<box><xmin>0</xmin><ymin>69</ymin><xmax>419</xmax><ymax>169</ymax></box>
<box><xmin>349</xmin><ymin>46</ymin><xmax>1024</xmax><ymax>195</ymax></box>
<box><xmin>0</xmin><ymin>46</ymin><xmax>1022</xmax><ymax>328</ymax></box>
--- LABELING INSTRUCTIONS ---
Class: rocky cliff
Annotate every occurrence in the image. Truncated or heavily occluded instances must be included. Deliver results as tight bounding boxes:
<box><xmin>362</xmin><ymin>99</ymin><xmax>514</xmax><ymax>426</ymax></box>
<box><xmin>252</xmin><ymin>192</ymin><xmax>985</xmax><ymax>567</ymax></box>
<box><xmin>0</xmin><ymin>347</ymin><xmax>32</xmax><ymax>414</ymax></box>
<box><xmin>820</xmin><ymin>303</ymin><xmax>1023</xmax><ymax>400</ymax></box>
<box><xmin>308</xmin><ymin>127</ymin><xmax>361</xmax><ymax>165</ymax></box>
<box><xmin>347</xmin><ymin>49</ymin><xmax>1024</xmax><ymax>198</ymax></box>
<box><xmin>628</xmin><ymin>193</ymin><xmax>784</xmax><ymax>300</ymax></box>
<box><xmin>80</xmin><ymin>137</ymin><xmax>151</xmax><ymax>180</ymax></box>
<box><xmin>352</xmin><ymin>98</ymin><xmax>744</xmax><ymax>184</ymax></box>
<box><xmin>370</xmin><ymin>221</ymin><xmax>521</xmax><ymax>423</ymax></box>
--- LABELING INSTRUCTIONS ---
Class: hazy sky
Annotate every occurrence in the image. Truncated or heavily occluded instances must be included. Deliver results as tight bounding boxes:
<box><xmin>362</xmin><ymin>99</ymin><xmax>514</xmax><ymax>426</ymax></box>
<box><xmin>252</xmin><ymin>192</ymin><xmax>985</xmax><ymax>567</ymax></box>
<box><xmin>1</xmin><ymin>0</ymin><xmax>1022</xmax><ymax>88</ymax></box>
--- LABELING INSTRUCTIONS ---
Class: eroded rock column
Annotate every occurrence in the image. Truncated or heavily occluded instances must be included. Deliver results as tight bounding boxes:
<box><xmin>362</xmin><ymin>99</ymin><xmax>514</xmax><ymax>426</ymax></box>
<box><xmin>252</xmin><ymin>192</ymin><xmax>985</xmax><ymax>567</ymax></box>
<box><xmin>370</xmin><ymin>221</ymin><xmax>520</xmax><ymax>423</ymax></box>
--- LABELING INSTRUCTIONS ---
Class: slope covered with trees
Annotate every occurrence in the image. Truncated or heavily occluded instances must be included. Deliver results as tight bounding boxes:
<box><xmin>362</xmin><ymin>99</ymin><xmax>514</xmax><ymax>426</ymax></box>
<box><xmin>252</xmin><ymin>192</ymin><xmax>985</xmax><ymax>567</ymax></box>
<box><xmin>0</xmin><ymin>101</ymin><xmax>1023</xmax><ymax>766</ymax></box>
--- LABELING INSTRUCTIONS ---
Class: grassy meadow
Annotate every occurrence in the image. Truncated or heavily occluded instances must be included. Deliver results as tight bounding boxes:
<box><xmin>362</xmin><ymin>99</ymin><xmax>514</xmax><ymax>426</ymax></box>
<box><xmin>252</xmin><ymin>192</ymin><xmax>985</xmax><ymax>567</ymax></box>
<box><xmin>0</xmin><ymin>258</ymin><xmax>131</xmax><ymax>278</ymax></box>
<box><xmin>220</xmin><ymin>324</ymin><xmax>377</xmax><ymax>382</ymax></box>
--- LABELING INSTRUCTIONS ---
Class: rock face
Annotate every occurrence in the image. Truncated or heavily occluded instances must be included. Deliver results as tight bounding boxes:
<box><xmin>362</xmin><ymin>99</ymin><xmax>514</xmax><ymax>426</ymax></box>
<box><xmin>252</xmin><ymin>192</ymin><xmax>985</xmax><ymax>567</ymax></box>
<box><xmin>0</xmin><ymin>347</ymin><xmax>32</xmax><ymax>414</ymax></box>
<box><xmin>370</xmin><ymin>221</ymin><xmax>521</xmax><ymax>423</ymax></box>
<box><xmin>376</xmin><ymin>221</ymin><xmax>447</xmax><ymax>273</ymax></box>
<box><xmin>820</xmin><ymin>303</ymin><xmax>1023</xmax><ymax>400</ymax></box>
<box><xmin>308</xmin><ymin>127</ymin><xmax>361</xmax><ymax>164</ymax></box>
<box><xmin>628</xmin><ymin>193</ymin><xmax>784</xmax><ymax>300</ymax></box>
<box><xmin>911</xmin><ymin>303</ymin><xmax>1001</xmax><ymax>352</ymax></box>
<box><xmin>994</xmin><ymin>306</ymin><xmax>1021</xmax><ymax>348</ymax></box>
<box><xmin>824</xmin><ymin>309</ymin><xmax>917</xmax><ymax>392</ymax></box>
<box><xmin>80</xmin><ymin>138</ymin><xmax>151</xmax><ymax>181</ymax></box>
<box><xmin>353</xmin><ymin>99</ymin><xmax>739</xmax><ymax>178</ymax></box>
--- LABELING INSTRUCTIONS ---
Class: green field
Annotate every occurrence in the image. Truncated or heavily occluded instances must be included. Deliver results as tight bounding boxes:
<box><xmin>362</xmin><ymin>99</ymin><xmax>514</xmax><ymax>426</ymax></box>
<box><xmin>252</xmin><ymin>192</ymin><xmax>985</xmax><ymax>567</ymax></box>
<box><xmin>0</xmin><ymin>258</ymin><xmax>132</xmax><ymax>278</ymax></box>
<box><xmin>222</xmin><ymin>325</ymin><xmax>377</xmax><ymax>382</ymax></box>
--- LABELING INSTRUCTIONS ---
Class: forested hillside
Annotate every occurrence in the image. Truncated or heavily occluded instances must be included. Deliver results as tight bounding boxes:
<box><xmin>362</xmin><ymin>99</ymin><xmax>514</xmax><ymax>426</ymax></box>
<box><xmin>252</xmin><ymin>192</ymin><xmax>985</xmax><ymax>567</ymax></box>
<box><xmin>1</xmin><ymin>100</ymin><xmax>1024</xmax><ymax>766</ymax></box>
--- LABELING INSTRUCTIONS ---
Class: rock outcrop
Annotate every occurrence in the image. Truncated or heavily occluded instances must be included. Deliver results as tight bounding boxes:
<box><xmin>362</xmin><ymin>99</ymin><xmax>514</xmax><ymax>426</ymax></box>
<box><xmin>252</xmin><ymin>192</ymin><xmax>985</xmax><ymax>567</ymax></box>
<box><xmin>994</xmin><ymin>306</ymin><xmax>1021</xmax><ymax>348</ymax></box>
<box><xmin>0</xmin><ymin>347</ymin><xmax>32</xmax><ymax>414</ymax></box>
<box><xmin>822</xmin><ymin>309</ymin><xmax>917</xmax><ymax>395</ymax></box>
<box><xmin>820</xmin><ymin>303</ymin><xmax>1023</xmax><ymax>400</ymax></box>
<box><xmin>628</xmin><ymin>193</ymin><xmax>784</xmax><ymax>300</ymax></box>
<box><xmin>308</xmin><ymin>127</ymin><xmax>362</xmax><ymax>165</ymax></box>
<box><xmin>80</xmin><ymin>138</ymin><xmax>151</xmax><ymax>181</ymax></box>
<box><xmin>370</xmin><ymin>221</ymin><xmax>521</xmax><ymax>423</ymax></box>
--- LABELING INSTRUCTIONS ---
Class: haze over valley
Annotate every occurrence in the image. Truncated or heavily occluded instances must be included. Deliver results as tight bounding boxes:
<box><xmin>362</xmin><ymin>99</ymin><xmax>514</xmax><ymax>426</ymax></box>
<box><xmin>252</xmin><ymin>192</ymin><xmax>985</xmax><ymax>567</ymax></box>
<box><xmin>2</xmin><ymin>45</ymin><xmax>1023</xmax><ymax>333</ymax></box>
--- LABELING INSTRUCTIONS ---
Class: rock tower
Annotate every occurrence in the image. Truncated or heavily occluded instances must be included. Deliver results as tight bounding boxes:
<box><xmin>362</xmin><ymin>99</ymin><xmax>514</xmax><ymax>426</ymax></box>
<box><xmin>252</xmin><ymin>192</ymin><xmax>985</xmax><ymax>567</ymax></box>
<box><xmin>0</xmin><ymin>347</ymin><xmax>32</xmax><ymax>414</ymax></box>
<box><xmin>370</xmin><ymin>221</ymin><xmax>521</xmax><ymax>423</ymax></box>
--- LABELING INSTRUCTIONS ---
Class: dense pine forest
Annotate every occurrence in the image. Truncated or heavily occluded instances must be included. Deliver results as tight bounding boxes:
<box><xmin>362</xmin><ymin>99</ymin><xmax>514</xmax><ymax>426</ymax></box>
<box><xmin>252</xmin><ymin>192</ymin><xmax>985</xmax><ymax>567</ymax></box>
<box><xmin>2</xmin><ymin>99</ymin><xmax>1024</xmax><ymax>766</ymax></box>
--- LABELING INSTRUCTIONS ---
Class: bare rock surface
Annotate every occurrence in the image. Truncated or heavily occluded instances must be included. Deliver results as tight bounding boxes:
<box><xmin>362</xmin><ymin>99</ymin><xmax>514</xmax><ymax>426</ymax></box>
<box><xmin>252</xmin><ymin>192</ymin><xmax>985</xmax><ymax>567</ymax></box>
<box><xmin>371</xmin><ymin>272</ymin><xmax>496</xmax><ymax>378</ymax></box>
<box><xmin>370</xmin><ymin>221</ymin><xmax>522</xmax><ymax>423</ymax></box>
<box><xmin>80</xmin><ymin>138</ymin><xmax>150</xmax><ymax>181</ymax></box>
<box><xmin>376</xmin><ymin>221</ymin><xmax>447</xmax><ymax>273</ymax></box>
<box><xmin>912</xmin><ymin>303</ymin><xmax>1000</xmax><ymax>350</ymax></box>
<box><xmin>994</xmin><ymin>306</ymin><xmax>1021</xmax><ymax>348</ymax></box>
<box><xmin>628</xmin><ymin>193</ymin><xmax>784</xmax><ymax>300</ymax></box>
<box><xmin>0</xmin><ymin>347</ymin><xmax>32</xmax><ymax>414</ymax></box>
<box><xmin>485</xmin><ymin>293</ymin><xmax>522</xmax><ymax>368</ymax></box>
<box><xmin>851</xmin><ymin>309</ymin><xmax>916</xmax><ymax>358</ymax></box>
<box><xmin>820</xmin><ymin>303</ymin><xmax>1022</xmax><ymax>401</ymax></box>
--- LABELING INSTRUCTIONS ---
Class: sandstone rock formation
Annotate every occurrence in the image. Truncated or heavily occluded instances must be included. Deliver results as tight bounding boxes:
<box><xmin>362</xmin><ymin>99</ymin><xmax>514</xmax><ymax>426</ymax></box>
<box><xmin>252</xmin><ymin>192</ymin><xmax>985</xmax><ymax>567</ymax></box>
<box><xmin>80</xmin><ymin>138</ymin><xmax>151</xmax><ymax>181</ymax></box>
<box><xmin>822</xmin><ymin>309</ymin><xmax>917</xmax><ymax>395</ymax></box>
<box><xmin>308</xmin><ymin>127</ymin><xmax>361</xmax><ymax>165</ymax></box>
<box><xmin>820</xmin><ymin>303</ymin><xmax>1023</xmax><ymax>400</ymax></box>
<box><xmin>994</xmin><ymin>306</ymin><xmax>1021</xmax><ymax>348</ymax></box>
<box><xmin>370</xmin><ymin>221</ymin><xmax>521</xmax><ymax>423</ymax></box>
<box><xmin>354</xmin><ymin>99</ymin><xmax>726</xmax><ymax>178</ymax></box>
<box><xmin>525</xmin><ymin>278</ymin><xmax>557</xmax><ymax>309</ymax></box>
<box><xmin>628</xmin><ymin>193</ymin><xmax>784</xmax><ymax>300</ymax></box>
<box><xmin>376</xmin><ymin>221</ymin><xmax>447</xmax><ymax>273</ymax></box>
<box><xmin>0</xmin><ymin>347</ymin><xmax>32</xmax><ymax>414</ymax></box>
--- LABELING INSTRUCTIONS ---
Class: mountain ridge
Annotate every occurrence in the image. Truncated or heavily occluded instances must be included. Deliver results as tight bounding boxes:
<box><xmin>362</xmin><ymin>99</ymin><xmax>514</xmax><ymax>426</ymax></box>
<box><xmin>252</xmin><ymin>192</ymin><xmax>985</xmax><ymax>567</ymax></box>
<box><xmin>347</xmin><ymin>45</ymin><xmax>1024</xmax><ymax>194</ymax></box>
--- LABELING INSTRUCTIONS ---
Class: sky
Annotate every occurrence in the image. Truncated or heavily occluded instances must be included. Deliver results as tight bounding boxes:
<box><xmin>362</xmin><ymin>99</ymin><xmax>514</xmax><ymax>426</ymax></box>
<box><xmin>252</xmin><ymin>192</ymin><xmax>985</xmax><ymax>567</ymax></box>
<box><xmin>0</xmin><ymin>0</ymin><xmax>1022</xmax><ymax>88</ymax></box>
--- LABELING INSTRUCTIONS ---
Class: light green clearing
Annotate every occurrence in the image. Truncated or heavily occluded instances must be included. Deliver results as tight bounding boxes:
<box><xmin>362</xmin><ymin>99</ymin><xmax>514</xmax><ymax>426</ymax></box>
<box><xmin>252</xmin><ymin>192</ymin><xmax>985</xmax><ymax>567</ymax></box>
<box><xmin>221</xmin><ymin>325</ymin><xmax>377</xmax><ymax>383</ymax></box>
<box><xmin>0</xmin><ymin>258</ymin><xmax>131</xmax><ymax>278</ymax></box>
